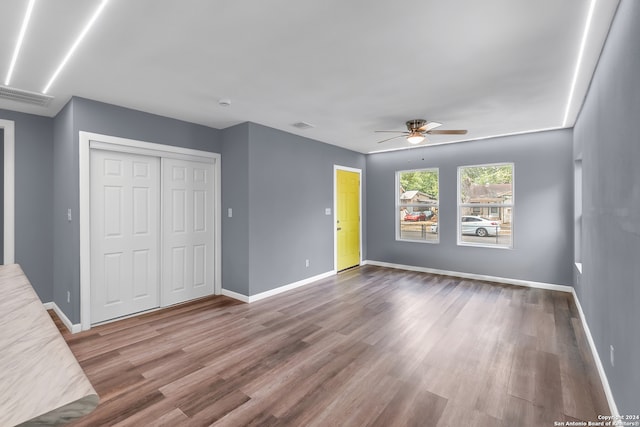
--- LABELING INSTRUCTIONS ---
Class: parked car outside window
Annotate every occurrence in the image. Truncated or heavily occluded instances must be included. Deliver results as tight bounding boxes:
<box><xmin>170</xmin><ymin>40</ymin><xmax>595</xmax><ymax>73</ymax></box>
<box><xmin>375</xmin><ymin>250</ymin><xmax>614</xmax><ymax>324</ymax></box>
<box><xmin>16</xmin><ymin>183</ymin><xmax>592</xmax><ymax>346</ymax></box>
<box><xmin>404</xmin><ymin>211</ymin><xmax>427</xmax><ymax>221</ymax></box>
<box><xmin>430</xmin><ymin>216</ymin><xmax>500</xmax><ymax>237</ymax></box>
<box><xmin>461</xmin><ymin>216</ymin><xmax>500</xmax><ymax>237</ymax></box>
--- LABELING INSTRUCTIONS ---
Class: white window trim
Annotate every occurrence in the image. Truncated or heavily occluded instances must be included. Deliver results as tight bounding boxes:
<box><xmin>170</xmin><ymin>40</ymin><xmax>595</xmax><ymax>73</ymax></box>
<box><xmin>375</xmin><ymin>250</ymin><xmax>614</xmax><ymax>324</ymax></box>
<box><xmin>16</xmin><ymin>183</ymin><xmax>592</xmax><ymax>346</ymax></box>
<box><xmin>457</xmin><ymin>162</ymin><xmax>514</xmax><ymax>249</ymax></box>
<box><xmin>396</xmin><ymin>168</ymin><xmax>439</xmax><ymax>244</ymax></box>
<box><xmin>0</xmin><ymin>119</ymin><xmax>14</xmax><ymax>264</ymax></box>
<box><xmin>574</xmin><ymin>158</ymin><xmax>583</xmax><ymax>264</ymax></box>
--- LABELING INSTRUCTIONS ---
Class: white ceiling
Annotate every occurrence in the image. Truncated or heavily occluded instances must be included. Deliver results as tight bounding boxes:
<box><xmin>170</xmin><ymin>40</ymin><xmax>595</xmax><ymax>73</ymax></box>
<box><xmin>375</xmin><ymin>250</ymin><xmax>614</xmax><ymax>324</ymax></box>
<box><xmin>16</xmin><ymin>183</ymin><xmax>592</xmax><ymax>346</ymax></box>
<box><xmin>0</xmin><ymin>0</ymin><xmax>620</xmax><ymax>153</ymax></box>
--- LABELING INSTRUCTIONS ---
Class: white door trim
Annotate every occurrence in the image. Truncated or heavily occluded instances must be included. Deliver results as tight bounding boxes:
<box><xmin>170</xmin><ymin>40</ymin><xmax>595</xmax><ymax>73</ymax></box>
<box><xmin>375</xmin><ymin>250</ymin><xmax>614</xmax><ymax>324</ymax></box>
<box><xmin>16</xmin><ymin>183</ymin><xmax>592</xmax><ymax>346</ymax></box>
<box><xmin>79</xmin><ymin>131</ymin><xmax>221</xmax><ymax>330</ymax></box>
<box><xmin>333</xmin><ymin>165</ymin><xmax>362</xmax><ymax>272</ymax></box>
<box><xmin>89</xmin><ymin>139</ymin><xmax>218</xmax><ymax>161</ymax></box>
<box><xmin>0</xmin><ymin>119</ymin><xmax>15</xmax><ymax>264</ymax></box>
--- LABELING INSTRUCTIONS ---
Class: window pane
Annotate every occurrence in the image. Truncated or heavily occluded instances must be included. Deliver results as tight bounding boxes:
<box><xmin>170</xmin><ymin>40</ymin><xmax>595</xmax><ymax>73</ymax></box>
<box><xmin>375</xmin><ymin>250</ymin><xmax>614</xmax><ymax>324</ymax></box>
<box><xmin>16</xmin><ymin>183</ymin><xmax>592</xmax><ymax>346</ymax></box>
<box><xmin>459</xmin><ymin>165</ymin><xmax>513</xmax><ymax>204</ymax></box>
<box><xmin>459</xmin><ymin>208</ymin><xmax>513</xmax><ymax>246</ymax></box>
<box><xmin>399</xmin><ymin>207</ymin><xmax>439</xmax><ymax>241</ymax></box>
<box><xmin>399</xmin><ymin>170</ymin><xmax>439</xmax><ymax>206</ymax></box>
<box><xmin>398</xmin><ymin>169</ymin><xmax>439</xmax><ymax>242</ymax></box>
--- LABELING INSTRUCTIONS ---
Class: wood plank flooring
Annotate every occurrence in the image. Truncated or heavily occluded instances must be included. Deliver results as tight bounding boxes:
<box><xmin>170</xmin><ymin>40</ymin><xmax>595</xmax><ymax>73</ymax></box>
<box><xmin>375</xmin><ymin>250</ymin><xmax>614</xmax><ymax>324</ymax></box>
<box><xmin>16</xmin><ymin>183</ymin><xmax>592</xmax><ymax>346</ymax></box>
<box><xmin>53</xmin><ymin>265</ymin><xmax>610</xmax><ymax>426</ymax></box>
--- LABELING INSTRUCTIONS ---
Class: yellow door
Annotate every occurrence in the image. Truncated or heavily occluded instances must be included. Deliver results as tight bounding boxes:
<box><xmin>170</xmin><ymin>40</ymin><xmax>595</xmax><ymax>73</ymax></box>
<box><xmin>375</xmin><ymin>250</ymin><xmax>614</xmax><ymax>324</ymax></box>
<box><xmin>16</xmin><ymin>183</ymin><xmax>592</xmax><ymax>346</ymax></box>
<box><xmin>336</xmin><ymin>169</ymin><xmax>360</xmax><ymax>271</ymax></box>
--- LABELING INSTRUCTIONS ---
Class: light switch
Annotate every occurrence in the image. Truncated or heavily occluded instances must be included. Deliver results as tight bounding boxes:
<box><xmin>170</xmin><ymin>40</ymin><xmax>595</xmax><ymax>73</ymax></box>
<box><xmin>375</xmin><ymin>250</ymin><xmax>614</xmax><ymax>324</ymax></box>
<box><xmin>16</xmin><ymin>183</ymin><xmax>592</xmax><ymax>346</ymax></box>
<box><xmin>228</xmin><ymin>208</ymin><xmax>233</xmax><ymax>218</ymax></box>
<box><xmin>67</xmin><ymin>209</ymin><xmax>72</xmax><ymax>222</ymax></box>
<box><xmin>325</xmin><ymin>208</ymin><xmax>331</xmax><ymax>215</ymax></box>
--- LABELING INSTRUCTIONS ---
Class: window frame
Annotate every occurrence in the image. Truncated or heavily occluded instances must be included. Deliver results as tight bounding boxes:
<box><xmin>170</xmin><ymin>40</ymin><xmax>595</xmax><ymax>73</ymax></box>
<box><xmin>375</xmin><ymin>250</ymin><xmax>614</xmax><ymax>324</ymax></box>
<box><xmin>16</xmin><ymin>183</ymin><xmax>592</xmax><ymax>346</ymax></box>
<box><xmin>457</xmin><ymin>162</ymin><xmax>514</xmax><ymax>249</ymax></box>
<box><xmin>574</xmin><ymin>158</ymin><xmax>583</xmax><ymax>272</ymax></box>
<box><xmin>396</xmin><ymin>167</ymin><xmax>439</xmax><ymax>244</ymax></box>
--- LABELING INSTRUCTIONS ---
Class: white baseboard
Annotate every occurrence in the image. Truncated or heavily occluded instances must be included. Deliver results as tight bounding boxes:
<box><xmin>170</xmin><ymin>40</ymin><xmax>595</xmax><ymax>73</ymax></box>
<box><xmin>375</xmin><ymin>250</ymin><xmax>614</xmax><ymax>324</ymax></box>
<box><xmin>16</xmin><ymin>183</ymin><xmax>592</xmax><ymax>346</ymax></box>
<box><xmin>362</xmin><ymin>260</ymin><xmax>573</xmax><ymax>293</ymax></box>
<box><xmin>43</xmin><ymin>302</ymin><xmax>82</xmax><ymax>334</ymax></box>
<box><xmin>571</xmin><ymin>288</ymin><xmax>619</xmax><ymax>416</ymax></box>
<box><xmin>220</xmin><ymin>288</ymin><xmax>250</xmax><ymax>303</ymax></box>
<box><xmin>222</xmin><ymin>270</ymin><xmax>336</xmax><ymax>303</ymax></box>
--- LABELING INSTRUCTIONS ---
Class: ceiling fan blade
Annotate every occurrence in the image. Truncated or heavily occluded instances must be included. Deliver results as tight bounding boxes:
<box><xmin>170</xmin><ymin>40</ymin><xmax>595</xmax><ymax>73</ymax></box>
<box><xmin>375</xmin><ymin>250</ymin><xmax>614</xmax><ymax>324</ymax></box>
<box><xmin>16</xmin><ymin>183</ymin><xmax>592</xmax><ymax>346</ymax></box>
<box><xmin>374</xmin><ymin>130</ymin><xmax>409</xmax><ymax>134</ymax></box>
<box><xmin>418</xmin><ymin>122</ymin><xmax>442</xmax><ymax>132</ymax></box>
<box><xmin>427</xmin><ymin>129</ymin><xmax>468</xmax><ymax>135</ymax></box>
<box><xmin>376</xmin><ymin>135</ymin><xmax>406</xmax><ymax>144</ymax></box>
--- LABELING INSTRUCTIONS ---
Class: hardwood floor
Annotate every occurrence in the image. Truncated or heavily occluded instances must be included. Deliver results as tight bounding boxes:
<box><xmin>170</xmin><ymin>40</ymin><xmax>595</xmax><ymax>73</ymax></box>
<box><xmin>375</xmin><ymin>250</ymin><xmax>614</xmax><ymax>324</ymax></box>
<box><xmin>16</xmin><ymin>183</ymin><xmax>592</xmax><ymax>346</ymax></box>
<box><xmin>53</xmin><ymin>266</ymin><xmax>610</xmax><ymax>426</ymax></box>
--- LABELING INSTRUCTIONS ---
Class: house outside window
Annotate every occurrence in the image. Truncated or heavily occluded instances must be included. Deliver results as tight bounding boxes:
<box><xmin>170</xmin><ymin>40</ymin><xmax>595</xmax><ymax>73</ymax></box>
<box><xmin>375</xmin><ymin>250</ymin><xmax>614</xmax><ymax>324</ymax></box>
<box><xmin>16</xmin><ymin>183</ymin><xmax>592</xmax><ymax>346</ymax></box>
<box><xmin>458</xmin><ymin>163</ymin><xmax>513</xmax><ymax>248</ymax></box>
<box><xmin>397</xmin><ymin>169</ymin><xmax>439</xmax><ymax>243</ymax></box>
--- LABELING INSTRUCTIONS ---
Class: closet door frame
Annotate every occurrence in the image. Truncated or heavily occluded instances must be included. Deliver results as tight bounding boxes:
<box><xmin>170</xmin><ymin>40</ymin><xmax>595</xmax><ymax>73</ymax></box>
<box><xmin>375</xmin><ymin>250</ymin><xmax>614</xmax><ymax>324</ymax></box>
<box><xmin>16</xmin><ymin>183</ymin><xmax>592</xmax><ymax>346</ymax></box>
<box><xmin>79</xmin><ymin>131</ymin><xmax>221</xmax><ymax>331</ymax></box>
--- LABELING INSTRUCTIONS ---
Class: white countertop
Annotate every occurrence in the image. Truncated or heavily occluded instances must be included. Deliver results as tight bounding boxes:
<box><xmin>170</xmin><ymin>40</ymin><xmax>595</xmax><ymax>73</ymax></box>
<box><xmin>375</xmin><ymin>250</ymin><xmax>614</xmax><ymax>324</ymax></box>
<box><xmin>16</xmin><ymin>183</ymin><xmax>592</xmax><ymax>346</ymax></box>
<box><xmin>0</xmin><ymin>264</ymin><xmax>98</xmax><ymax>426</ymax></box>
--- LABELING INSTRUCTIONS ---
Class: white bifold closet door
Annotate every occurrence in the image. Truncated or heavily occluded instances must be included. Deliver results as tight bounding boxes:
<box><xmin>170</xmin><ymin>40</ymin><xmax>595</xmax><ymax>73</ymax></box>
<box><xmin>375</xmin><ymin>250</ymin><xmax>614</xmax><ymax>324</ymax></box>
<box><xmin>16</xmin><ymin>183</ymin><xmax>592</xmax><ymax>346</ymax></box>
<box><xmin>90</xmin><ymin>150</ymin><xmax>160</xmax><ymax>324</ymax></box>
<box><xmin>161</xmin><ymin>158</ymin><xmax>214</xmax><ymax>306</ymax></box>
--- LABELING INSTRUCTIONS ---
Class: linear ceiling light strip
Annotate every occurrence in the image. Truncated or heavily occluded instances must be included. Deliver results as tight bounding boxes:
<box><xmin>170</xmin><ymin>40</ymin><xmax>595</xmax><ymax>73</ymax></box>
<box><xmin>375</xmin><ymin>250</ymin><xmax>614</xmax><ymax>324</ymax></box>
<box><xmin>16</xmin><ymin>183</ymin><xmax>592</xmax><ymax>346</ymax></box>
<box><xmin>42</xmin><ymin>0</ymin><xmax>109</xmax><ymax>94</ymax></box>
<box><xmin>5</xmin><ymin>0</ymin><xmax>36</xmax><ymax>86</ymax></box>
<box><xmin>562</xmin><ymin>0</ymin><xmax>597</xmax><ymax>127</ymax></box>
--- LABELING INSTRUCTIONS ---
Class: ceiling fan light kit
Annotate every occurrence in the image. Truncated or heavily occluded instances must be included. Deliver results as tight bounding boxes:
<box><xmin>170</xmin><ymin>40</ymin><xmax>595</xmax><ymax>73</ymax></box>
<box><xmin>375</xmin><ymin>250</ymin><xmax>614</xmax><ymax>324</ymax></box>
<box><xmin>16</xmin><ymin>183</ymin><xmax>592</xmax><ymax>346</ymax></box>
<box><xmin>406</xmin><ymin>133</ymin><xmax>425</xmax><ymax>144</ymax></box>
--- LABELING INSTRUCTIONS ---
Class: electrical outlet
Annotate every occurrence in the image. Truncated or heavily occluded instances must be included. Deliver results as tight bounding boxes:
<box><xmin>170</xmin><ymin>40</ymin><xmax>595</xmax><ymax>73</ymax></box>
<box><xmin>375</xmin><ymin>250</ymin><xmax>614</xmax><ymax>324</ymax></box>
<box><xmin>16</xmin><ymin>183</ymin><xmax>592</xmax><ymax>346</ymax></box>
<box><xmin>67</xmin><ymin>291</ymin><xmax>71</xmax><ymax>303</ymax></box>
<box><xmin>610</xmin><ymin>345</ymin><xmax>615</xmax><ymax>367</ymax></box>
<box><xmin>305</xmin><ymin>259</ymin><xmax>310</xmax><ymax>267</ymax></box>
<box><xmin>67</xmin><ymin>209</ymin><xmax>72</xmax><ymax>222</ymax></box>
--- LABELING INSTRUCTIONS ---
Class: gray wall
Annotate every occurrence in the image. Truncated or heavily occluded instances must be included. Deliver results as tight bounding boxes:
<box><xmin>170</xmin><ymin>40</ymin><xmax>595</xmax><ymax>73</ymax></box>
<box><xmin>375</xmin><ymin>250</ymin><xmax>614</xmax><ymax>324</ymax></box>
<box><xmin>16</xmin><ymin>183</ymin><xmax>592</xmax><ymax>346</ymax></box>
<box><xmin>53</xmin><ymin>97</ymin><xmax>222</xmax><ymax>323</ymax></box>
<box><xmin>246</xmin><ymin>123</ymin><xmax>366</xmax><ymax>295</ymax></box>
<box><xmin>71</xmin><ymin>97</ymin><xmax>223</xmax><ymax>152</ymax></box>
<box><xmin>367</xmin><ymin>128</ymin><xmax>574</xmax><ymax>286</ymax></box>
<box><xmin>220</xmin><ymin>123</ymin><xmax>250</xmax><ymax>296</ymax></box>
<box><xmin>0</xmin><ymin>109</ymin><xmax>53</xmax><ymax>301</ymax></box>
<box><xmin>52</xmin><ymin>101</ymin><xmax>77</xmax><ymax>317</ymax></box>
<box><xmin>220</xmin><ymin>122</ymin><xmax>366</xmax><ymax>296</ymax></box>
<box><xmin>573</xmin><ymin>0</ymin><xmax>638</xmax><ymax>413</ymax></box>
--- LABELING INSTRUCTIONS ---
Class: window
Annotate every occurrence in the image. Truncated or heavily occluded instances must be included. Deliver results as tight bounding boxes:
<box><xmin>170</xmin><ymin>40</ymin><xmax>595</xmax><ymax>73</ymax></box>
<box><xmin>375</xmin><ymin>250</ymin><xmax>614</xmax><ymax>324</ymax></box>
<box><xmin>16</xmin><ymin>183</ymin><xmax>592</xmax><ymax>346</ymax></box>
<box><xmin>397</xmin><ymin>168</ymin><xmax>439</xmax><ymax>242</ymax></box>
<box><xmin>574</xmin><ymin>158</ymin><xmax>582</xmax><ymax>269</ymax></box>
<box><xmin>458</xmin><ymin>163</ymin><xmax>513</xmax><ymax>248</ymax></box>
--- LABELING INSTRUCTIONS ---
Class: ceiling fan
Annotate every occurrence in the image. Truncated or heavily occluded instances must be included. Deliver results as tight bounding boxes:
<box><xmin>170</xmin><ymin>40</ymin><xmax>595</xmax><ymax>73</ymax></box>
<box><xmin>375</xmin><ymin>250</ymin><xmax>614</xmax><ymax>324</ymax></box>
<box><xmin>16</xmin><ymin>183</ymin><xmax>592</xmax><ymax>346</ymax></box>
<box><xmin>375</xmin><ymin>119</ymin><xmax>467</xmax><ymax>144</ymax></box>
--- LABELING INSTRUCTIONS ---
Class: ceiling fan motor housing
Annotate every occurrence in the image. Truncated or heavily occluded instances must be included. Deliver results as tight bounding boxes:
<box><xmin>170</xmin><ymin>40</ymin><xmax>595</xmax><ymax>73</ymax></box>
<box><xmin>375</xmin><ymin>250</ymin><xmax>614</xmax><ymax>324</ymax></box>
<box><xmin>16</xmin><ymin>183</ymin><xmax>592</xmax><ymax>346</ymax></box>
<box><xmin>406</xmin><ymin>119</ymin><xmax>427</xmax><ymax>131</ymax></box>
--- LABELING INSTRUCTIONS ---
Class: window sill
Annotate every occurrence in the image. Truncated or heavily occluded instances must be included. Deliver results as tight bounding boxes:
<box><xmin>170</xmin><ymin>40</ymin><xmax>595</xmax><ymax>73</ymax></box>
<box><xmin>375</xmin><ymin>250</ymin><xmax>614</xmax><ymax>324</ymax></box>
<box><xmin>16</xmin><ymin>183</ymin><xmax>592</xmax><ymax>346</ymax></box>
<box><xmin>397</xmin><ymin>237</ymin><xmax>439</xmax><ymax>244</ymax></box>
<box><xmin>457</xmin><ymin>240</ymin><xmax>512</xmax><ymax>250</ymax></box>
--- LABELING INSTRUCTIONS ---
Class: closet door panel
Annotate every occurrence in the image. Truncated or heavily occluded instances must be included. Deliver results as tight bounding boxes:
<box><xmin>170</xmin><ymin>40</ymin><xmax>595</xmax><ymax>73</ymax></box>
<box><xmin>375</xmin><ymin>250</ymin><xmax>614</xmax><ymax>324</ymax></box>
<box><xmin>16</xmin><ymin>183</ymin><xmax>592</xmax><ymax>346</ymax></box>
<box><xmin>90</xmin><ymin>150</ymin><xmax>160</xmax><ymax>323</ymax></box>
<box><xmin>161</xmin><ymin>158</ymin><xmax>214</xmax><ymax>306</ymax></box>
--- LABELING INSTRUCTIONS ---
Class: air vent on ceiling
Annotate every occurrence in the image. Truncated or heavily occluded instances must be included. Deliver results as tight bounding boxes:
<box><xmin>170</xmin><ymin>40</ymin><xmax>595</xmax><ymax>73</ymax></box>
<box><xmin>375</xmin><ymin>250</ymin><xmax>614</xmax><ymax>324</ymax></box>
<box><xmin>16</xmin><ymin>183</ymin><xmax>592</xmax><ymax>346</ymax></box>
<box><xmin>0</xmin><ymin>85</ymin><xmax>54</xmax><ymax>107</ymax></box>
<box><xmin>292</xmin><ymin>121</ymin><xmax>315</xmax><ymax>130</ymax></box>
